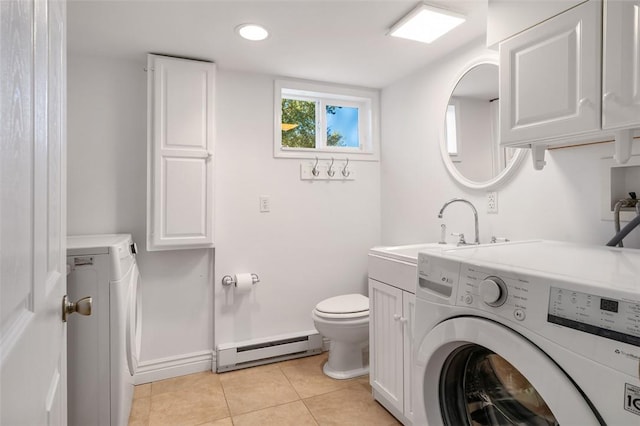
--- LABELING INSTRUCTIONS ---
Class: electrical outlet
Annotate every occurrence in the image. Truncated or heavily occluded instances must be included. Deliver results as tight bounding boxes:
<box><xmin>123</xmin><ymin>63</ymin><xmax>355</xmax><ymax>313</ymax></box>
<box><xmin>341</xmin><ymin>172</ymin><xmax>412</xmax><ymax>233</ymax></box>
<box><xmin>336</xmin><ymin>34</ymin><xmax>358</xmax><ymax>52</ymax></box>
<box><xmin>487</xmin><ymin>192</ymin><xmax>498</xmax><ymax>214</ymax></box>
<box><xmin>259</xmin><ymin>196</ymin><xmax>270</xmax><ymax>212</ymax></box>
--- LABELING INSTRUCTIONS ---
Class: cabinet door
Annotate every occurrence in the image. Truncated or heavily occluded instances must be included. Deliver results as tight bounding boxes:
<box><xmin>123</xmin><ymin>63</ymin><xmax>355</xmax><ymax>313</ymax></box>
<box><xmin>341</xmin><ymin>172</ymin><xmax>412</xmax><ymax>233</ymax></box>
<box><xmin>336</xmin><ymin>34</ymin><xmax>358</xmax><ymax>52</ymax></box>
<box><xmin>369</xmin><ymin>279</ymin><xmax>404</xmax><ymax>414</ymax></box>
<box><xmin>402</xmin><ymin>292</ymin><xmax>416</xmax><ymax>423</ymax></box>
<box><xmin>147</xmin><ymin>55</ymin><xmax>215</xmax><ymax>250</ymax></box>
<box><xmin>602</xmin><ymin>0</ymin><xmax>640</xmax><ymax>129</ymax></box>
<box><xmin>500</xmin><ymin>0</ymin><xmax>601</xmax><ymax>145</ymax></box>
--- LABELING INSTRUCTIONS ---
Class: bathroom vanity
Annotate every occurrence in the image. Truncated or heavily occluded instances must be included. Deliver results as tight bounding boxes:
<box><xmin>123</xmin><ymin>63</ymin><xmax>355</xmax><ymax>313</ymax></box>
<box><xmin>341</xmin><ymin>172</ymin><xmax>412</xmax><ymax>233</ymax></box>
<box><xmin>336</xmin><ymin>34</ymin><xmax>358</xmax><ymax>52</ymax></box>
<box><xmin>367</xmin><ymin>243</ymin><xmax>453</xmax><ymax>425</ymax></box>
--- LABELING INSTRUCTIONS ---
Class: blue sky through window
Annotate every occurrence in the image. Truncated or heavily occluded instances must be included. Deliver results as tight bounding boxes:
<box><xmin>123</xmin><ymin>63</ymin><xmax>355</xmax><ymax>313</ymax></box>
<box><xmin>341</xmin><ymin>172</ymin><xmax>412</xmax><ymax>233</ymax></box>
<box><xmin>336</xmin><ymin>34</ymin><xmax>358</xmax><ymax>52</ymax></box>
<box><xmin>326</xmin><ymin>106</ymin><xmax>359</xmax><ymax>147</ymax></box>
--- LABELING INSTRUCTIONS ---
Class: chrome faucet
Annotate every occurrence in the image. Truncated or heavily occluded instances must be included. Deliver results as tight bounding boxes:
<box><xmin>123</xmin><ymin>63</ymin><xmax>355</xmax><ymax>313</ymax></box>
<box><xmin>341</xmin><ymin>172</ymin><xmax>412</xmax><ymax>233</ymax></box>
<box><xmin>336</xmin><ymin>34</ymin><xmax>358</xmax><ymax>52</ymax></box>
<box><xmin>438</xmin><ymin>198</ymin><xmax>480</xmax><ymax>245</ymax></box>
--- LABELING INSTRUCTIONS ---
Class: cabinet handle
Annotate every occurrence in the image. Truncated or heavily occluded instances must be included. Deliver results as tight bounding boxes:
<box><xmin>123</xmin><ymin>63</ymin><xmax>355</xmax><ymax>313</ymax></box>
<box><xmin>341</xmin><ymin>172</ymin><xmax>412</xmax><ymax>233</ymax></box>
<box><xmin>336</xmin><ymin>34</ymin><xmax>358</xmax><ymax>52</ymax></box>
<box><xmin>393</xmin><ymin>314</ymin><xmax>401</xmax><ymax>321</ymax></box>
<box><xmin>399</xmin><ymin>316</ymin><xmax>408</xmax><ymax>324</ymax></box>
<box><xmin>603</xmin><ymin>92</ymin><xmax>617</xmax><ymax>103</ymax></box>
<box><xmin>194</xmin><ymin>152</ymin><xmax>213</xmax><ymax>160</ymax></box>
<box><xmin>578</xmin><ymin>98</ymin><xmax>592</xmax><ymax>109</ymax></box>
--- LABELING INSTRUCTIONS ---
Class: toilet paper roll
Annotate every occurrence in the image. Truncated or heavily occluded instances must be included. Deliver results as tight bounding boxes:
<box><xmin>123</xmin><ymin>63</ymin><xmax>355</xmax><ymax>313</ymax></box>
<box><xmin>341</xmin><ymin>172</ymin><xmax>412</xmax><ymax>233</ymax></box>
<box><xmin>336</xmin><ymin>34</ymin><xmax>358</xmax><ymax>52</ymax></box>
<box><xmin>235</xmin><ymin>273</ymin><xmax>254</xmax><ymax>292</ymax></box>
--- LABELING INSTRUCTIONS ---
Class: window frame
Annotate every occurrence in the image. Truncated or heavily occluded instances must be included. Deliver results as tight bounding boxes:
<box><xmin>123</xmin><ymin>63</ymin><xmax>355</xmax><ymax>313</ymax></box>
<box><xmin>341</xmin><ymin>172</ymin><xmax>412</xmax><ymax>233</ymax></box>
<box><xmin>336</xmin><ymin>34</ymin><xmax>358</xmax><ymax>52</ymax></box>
<box><xmin>274</xmin><ymin>79</ymin><xmax>380</xmax><ymax>161</ymax></box>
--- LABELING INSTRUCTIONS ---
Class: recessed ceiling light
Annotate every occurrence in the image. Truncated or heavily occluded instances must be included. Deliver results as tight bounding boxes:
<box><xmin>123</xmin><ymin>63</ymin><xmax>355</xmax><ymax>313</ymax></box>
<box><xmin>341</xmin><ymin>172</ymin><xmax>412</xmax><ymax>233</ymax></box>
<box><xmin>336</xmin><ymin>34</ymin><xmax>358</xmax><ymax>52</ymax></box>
<box><xmin>236</xmin><ymin>24</ymin><xmax>269</xmax><ymax>41</ymax></box>
<box><xmin>389</xmin><ymin>3</ymin><xmax>465</xmax><ymax>44</ymax></box>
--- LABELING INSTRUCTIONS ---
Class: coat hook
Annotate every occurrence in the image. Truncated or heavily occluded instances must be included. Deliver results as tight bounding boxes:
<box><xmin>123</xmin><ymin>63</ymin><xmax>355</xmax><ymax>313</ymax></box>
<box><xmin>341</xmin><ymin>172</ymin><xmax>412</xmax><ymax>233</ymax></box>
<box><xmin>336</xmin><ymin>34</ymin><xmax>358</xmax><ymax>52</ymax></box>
<box><xmin>342</xmin><ymin>158</ymin><xmax>350</xmax><ymax>177</ymax></box>
<box><xmin>327</xmin><ymin>157</ymin><xmax>335</xmax><ymax>177</ymax></box>
<box><xmin>312</xmin><ymin>157</ymin><xmax>320</xmax><ymax>177</ymax></box>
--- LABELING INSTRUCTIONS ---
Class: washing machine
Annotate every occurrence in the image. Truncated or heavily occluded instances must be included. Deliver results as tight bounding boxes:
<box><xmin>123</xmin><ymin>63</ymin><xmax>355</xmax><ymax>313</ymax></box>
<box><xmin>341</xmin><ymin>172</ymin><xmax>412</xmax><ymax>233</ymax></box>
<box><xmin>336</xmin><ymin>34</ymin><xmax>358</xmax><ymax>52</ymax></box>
<box><xmin>413</xmin><ymin>240</ymin><xmax>640</xmax><ymax>425</ymax></box>
<box><xmin>67</xmin><ymin>234</ymin><xmax>142</xmax><ymax>426</ymax></box>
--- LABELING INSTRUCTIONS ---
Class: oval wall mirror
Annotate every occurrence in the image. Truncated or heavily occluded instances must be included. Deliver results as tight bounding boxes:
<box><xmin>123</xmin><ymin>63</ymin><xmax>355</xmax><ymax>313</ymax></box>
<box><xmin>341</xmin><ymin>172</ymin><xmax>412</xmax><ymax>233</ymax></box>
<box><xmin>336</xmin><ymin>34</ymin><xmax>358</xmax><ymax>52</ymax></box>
<box><xmin>440</xmin><ymin>55</ymin><xmax>527</xmax><ymax>190</ymax></box>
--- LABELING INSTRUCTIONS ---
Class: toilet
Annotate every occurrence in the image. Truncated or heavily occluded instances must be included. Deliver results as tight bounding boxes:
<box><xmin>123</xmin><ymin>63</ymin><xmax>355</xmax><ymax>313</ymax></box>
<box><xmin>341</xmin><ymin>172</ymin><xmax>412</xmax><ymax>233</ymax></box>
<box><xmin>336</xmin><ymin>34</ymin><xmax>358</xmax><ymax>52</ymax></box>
<box><xmin>312</xmin><ymin>293</ymin><xmax>369</xmax><ymax>379</ymax></box>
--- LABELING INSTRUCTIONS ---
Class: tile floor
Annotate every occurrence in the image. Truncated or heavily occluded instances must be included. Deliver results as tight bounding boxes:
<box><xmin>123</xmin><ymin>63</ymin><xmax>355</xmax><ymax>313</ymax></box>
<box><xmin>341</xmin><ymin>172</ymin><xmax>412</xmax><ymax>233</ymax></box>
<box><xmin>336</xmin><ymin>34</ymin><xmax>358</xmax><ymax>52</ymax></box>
<box><xmin>129</xmin><ymin>353</ymin><xmax>401</xmax><ymax>426</ymax></box>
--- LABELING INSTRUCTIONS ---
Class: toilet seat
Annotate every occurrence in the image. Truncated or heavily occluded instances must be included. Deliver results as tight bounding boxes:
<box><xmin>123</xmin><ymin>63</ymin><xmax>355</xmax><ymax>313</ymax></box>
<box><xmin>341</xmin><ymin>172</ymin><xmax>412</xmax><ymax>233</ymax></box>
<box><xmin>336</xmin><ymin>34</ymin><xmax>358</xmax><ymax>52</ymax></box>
<box><xmin>314</xmin><ymin>294</ymin><xmax>369</xmax><ymax>319</ymax></box>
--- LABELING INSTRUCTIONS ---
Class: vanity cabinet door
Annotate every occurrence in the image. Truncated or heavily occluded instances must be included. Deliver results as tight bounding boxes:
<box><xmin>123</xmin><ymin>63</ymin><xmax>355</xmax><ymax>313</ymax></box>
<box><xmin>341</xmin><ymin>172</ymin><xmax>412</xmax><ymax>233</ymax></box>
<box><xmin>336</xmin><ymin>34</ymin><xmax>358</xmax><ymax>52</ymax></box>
<box><xmin>499</xmin><ymin>0</ymin><xmax>601</xmax><ymax>145</ymax></box>
<box><xmin>147</xmin><ymin>54</ymin><xmax>216</xmax><ymax>251</ymax></box>
<box><xmin>602</xmin><ymin>0</ymin><xmax>640</xmax><ymax>130</ymax></box>
<box><xmin>369</xmin><ymin>279</ymin><xmax>404</xmax><ymax>415</ymax></box>
<box><xmin>402</xmin><ymin>292</ymin><xmax>415</xmax><ymax>424</ymax></box>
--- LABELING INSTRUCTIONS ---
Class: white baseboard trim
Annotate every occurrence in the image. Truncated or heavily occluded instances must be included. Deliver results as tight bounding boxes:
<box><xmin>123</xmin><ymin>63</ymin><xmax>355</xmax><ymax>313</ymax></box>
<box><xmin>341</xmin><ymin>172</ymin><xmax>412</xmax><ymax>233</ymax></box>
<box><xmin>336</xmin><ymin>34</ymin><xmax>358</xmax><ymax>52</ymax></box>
<box><xmin>134</xmin><ymin>350</ymin><xmax>215</xmax><ymax>385</ymax></box>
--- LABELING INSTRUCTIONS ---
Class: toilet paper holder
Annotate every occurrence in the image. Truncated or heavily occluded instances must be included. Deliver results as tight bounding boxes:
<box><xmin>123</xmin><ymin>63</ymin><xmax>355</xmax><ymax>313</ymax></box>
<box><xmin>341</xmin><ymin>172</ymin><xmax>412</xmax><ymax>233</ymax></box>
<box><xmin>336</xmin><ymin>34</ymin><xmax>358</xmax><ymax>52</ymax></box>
<box><xmin>221</xmin><ymin>273</ymin><xmax>260</xmax><ymax>287</ymax></box>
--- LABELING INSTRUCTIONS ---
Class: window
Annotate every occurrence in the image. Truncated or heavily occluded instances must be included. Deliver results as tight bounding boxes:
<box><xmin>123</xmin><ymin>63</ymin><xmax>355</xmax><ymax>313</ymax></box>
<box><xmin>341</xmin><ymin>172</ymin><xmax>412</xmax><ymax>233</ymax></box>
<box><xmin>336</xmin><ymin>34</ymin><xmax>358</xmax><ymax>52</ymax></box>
<box><xmin>274</xmin><ymin>80</ymin><xmax>379</xmax><ymax>160</ymax></box>
<box><xmin>445</xmin><ymin>102</ymin><xmax>460</xmax><ymax>159</ymax></box>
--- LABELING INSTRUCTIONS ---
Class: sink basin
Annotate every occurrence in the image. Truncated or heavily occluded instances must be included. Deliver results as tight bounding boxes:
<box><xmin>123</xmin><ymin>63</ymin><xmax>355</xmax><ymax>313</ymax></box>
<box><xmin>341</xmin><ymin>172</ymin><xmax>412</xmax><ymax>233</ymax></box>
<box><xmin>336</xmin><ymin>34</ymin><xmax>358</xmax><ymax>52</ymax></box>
<box><xmin>369</xmin><ymin>243</ymin><xmax>455</xmax><ymax>264</ymax></box>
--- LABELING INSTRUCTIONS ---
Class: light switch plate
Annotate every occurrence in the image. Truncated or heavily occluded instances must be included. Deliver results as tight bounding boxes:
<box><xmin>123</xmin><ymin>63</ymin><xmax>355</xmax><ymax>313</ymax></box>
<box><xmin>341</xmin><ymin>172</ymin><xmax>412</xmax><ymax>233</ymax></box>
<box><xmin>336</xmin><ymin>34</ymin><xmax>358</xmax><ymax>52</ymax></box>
<box><xmin>259</xmin><ymin>196</ymin><xmax>270</xmax><ymax>212</ymax></box>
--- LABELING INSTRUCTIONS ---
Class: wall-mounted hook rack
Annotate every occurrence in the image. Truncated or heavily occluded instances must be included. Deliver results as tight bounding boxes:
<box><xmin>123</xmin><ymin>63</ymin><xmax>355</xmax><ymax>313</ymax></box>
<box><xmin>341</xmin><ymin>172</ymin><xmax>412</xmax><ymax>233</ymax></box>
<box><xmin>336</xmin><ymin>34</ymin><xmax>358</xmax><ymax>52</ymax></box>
<box><xmin>299</xmin><ymin>158</ymin><xmax>356</xmax><ymax>181</ymax></box>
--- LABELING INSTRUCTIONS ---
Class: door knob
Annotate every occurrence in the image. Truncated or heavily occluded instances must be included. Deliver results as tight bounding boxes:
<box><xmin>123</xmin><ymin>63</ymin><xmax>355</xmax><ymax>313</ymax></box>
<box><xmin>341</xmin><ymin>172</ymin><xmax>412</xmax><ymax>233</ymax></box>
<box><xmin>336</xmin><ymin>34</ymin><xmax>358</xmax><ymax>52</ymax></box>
<box><xmin>62</xmin><ymin>295</ymin><xmax>92</xmax><ymax>322</ymax></box>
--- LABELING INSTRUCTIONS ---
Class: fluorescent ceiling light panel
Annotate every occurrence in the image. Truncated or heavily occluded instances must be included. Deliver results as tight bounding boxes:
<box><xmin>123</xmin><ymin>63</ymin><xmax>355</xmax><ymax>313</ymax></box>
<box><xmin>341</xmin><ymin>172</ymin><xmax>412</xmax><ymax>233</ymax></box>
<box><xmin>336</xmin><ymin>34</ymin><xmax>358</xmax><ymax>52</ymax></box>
<box><xmin>236</xmin><ymin>24</ymin><xmax>269</xmax><ymax>41</ymax></box>
<box><xmin>389</xmin><ymin>3</ymin><xmax>465</xmax><ymax>43</ymax></box>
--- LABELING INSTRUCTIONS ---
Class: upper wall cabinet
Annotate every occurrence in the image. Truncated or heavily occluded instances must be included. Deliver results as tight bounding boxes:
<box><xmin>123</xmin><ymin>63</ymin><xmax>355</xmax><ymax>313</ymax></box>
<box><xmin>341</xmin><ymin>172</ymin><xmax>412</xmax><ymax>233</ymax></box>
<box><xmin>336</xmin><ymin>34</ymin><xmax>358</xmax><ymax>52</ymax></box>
<box><xmin>602</xmin><ymin>0</ymin><xmax>640</xmax><ymax>130</ymax></box>
<box><xmin>146</xmin><ymin>54</ymin><xmax>216</xmax><ymax>251</ymax></box>
<box><xmin>498</xmin><ymin>0</ymin><xmax>640</xmax><ymax>170</ymax></box>
<box><xmin>487</xmin><ymin>0</ymin><xmax>583</xmax><ymax>47</ymax></box>
<box><xmin>499</xmin><ymin>1</ymin><xmax>601</xmax><ymax>148</ymax></box>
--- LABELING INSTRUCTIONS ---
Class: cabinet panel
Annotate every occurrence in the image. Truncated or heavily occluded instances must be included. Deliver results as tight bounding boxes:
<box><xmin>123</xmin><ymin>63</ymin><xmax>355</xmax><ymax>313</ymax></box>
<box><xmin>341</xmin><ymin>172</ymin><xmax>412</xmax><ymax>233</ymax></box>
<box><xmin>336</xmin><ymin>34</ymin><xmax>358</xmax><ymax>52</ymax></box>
<box><xmin>147</xmin><ymin>54</ymin><xmax>215</xmax><ymax>250</ymax></box>
<box><xmin>161</xmin><ymin>157</ymin><xmax>208</xmax><ymax>238</ymax></box>
<box><xmin>500</xmin><ymin>0</ymin><xmax>601</xmax><ymax>145</ymax></box>
<box><xmin>164</xmin><ymin>66</ymin><xmax>209</xmax><ymax>150</ymax></box>
<box><xmin>602</xmin><ymin>0</ymin><xmax>640</xmax><ymax>129</ymax></box>
<box><xmin>369</xmin><ymin>279</ymin><xmax>404</xmax><ymax>414</ymax></box>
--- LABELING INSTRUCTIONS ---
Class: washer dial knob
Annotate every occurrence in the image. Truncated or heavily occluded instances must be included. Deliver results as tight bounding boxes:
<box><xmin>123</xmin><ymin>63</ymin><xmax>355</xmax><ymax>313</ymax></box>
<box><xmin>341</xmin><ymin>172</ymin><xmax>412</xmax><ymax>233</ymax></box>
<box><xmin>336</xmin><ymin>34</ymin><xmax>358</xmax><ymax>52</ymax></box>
<box><xmin>479</xmin><ymin>276</ymin><xmax>508</xmax><ymax>307</ymax></box>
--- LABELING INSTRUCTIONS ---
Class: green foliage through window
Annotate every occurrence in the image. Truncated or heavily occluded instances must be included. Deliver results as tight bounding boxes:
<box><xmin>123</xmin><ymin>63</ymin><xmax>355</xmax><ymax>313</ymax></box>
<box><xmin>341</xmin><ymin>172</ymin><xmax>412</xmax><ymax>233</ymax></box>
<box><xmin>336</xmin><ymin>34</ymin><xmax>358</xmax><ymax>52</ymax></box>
<box><xmin>281</xmin><ymin>99</ymin><xmax>347</xmax><ymax>148</ymax></box>
<box><xmin>281</xmin><ymin>99</ymin><xmax>316</xmax><ymax>148</ymax></box>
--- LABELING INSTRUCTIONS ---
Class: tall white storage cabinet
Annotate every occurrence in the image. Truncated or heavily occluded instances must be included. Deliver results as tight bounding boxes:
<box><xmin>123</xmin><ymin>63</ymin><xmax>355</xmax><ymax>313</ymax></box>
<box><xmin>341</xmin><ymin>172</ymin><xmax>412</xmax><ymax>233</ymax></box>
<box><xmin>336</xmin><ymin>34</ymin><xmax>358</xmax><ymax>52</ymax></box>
<box><xmin>146</xmin><ymin>55</ymin><xmax>216</xmax><ymax>251</ymax></box>
<box><xmin>499</xmin><ymin>0</ymin><xmax>602</xmax><ymax>145</ymax></box>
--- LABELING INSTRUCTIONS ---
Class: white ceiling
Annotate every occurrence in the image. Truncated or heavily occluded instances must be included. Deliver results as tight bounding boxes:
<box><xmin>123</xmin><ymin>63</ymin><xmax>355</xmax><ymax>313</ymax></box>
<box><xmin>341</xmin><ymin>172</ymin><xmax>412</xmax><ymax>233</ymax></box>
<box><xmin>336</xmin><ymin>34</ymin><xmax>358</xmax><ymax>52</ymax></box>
<box><xmin>67</xmin><ymin>0</ymin><xmax>488</xmax><ymax>89</ymax></box>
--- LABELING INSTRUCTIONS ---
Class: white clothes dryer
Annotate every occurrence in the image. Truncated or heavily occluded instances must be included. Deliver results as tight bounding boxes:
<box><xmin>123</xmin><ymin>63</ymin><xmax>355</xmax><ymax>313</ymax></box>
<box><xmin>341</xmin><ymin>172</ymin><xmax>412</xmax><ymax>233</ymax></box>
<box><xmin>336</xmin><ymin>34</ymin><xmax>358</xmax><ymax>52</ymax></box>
<box><xmin>413</xmin><ymin>240</ymin><xmax>640</xmax><ymax>426</ymax></box>
<box><xmin>67</xmin><ymin>234</ymin><xmax>142</xmax><ymax>426</ymax></box>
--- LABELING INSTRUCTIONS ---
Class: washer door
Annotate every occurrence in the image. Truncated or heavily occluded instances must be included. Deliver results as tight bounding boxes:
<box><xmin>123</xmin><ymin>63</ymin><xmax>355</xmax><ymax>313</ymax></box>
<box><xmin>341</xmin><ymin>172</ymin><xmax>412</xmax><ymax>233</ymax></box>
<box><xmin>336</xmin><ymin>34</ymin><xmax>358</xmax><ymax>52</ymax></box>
<box><xmin>125</xmin><ymin>263</ymin><xmax>142</xmax><ymax>376</ymax></box>
<box><xmin>415</xmin><ymin>317</ymin><xmax>602</xmax><ymax>426</ymax></box>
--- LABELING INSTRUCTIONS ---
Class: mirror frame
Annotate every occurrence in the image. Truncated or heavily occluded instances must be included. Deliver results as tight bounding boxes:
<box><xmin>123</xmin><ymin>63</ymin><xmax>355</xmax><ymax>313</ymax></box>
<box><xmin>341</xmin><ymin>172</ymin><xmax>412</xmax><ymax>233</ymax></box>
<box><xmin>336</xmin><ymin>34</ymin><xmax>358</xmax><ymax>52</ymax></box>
<box><xmin>439</xmin><ymin>53</ymin><xmax>527</xmax><ymax>191</ymax></box>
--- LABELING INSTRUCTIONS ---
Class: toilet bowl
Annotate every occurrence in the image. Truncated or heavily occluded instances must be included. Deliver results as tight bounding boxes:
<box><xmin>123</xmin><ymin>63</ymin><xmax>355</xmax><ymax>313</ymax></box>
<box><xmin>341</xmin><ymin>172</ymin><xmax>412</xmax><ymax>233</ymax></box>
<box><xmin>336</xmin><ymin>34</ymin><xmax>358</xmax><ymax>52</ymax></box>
<box><xmin>312</xmin><ymin>294</ymin><xmax>369</xmax><ymax>379</ymax></box>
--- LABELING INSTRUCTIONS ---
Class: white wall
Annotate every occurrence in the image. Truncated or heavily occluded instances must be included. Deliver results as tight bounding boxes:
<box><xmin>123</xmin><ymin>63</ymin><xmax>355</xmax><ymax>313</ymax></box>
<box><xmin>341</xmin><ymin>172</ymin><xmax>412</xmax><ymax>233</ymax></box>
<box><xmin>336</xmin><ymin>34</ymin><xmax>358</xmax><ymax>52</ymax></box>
<box><xmin>214</xmin><ymin>70</ymin><xmax>381</xmax><ymax>346</ymax></box>
<box><xmin>68</xmin><ymin>54</ymin><xmax>214</xmax><ymax>362</ymax></box>
<box><xmin>67</xmin><ymin>54</ymin><xmax>381</xmax><ymax>363</ymax></box>
<box><xmin>381</xmin><ymin>40</ymin><xmax>640</xmax><ymax>249</ymax></box>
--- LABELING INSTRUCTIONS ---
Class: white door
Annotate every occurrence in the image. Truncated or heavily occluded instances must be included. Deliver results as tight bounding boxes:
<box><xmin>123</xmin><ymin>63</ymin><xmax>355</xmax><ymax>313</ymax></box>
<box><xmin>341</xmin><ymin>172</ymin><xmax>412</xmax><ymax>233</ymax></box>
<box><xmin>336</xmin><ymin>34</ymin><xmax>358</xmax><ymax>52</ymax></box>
<box><xmin>1</xmin><ymin>0</ymin><xmax>68</xmax><ymax>424</ymax></box>
<box><xmin>500</xmin><ymin>0</ymin><xmax>601</xmax><ymax>145</ymax></box>
<box><xmin>602</xmin><ymin>0</ymin><xmax>640</xmax><ymax>129</ymax></box>
<box><xmin>368</xmin><ymin>279</ymin><xmax>404</xmax><ymax>414</ymax></box>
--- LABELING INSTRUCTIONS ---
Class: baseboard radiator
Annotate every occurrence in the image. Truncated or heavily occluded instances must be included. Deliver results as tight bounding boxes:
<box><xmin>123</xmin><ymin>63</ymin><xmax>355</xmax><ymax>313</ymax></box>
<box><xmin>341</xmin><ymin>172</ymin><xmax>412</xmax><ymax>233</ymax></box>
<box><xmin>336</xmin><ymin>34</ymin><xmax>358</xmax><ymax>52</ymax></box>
<box><xmin>216</xmin><ymin>330</ymin><xmax>323</xmax><ymax>372</ymax></box>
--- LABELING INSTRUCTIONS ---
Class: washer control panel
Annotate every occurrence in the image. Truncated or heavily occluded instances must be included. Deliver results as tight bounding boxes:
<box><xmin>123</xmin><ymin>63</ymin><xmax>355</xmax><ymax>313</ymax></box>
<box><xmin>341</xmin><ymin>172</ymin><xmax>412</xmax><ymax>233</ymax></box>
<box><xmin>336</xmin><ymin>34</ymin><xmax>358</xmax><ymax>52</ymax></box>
<box><xmin>458</xmin><ymin>266</ymin><xmax>531</xmax><ymax>321</ymax></box>
<box><xmin>547</xmin><ymin>287</ymin><xmax>640</xmax><ymax>347</ymax></box>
